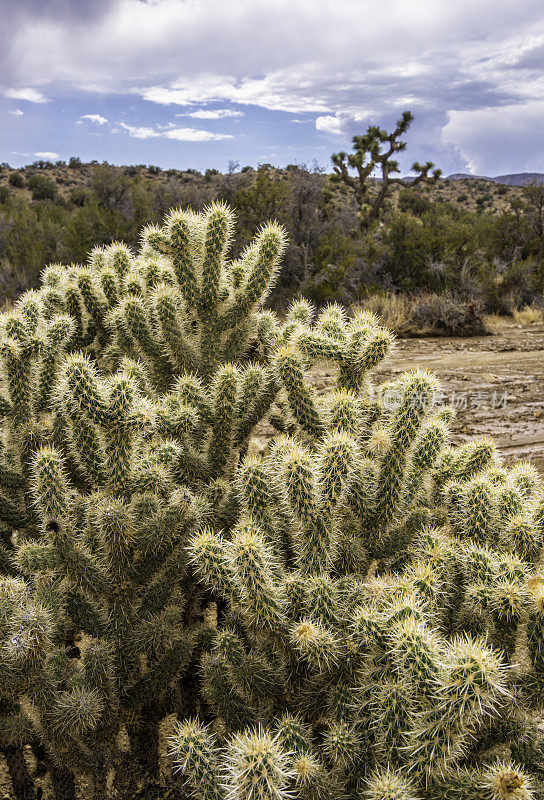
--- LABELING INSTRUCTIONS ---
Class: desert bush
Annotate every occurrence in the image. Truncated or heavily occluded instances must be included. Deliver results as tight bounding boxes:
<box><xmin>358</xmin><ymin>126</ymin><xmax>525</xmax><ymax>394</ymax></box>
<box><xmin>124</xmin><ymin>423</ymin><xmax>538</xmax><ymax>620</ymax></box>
<box><xmin>0</xmin><ymin>205</ymin><xmax>542</xmax><ymax>800</ymax></box>
<box><xmin>504</xmin><ymin>257</ymin><xmax>544</xmax><ymax>299</ymax></box>
<box><xmin>1</xmin><ymin>161</ymin><xmax>544</xmax><ymax>314</ymax></box>
<box><xmin>397</xmin><ymin>187</ymin><xmax>433</xmax><ymax>216</ymax></box>
<box><xmin>69</xmin><ymin>187</ymin><xmax>90</xmax><ymax>207</ymax></box>
<box><xmin>0</xmin><ymin>199</ymin><xmax>70</xmax><ymax>298</ymax></box>
<box><xmin>8</xmin><ymin>172</ymin><xmax>25</xmax><ymax>188</ymax></box>
<box><xmin>26</xmin><ymin>173</ymin><xmax>58</xmax><ymax>201</ymax></box>
<box><xmin>361</xmin><ymin>292</ymin><xmax>489</xmax><ymax>336</ymax></box>
<box><xmin>408</xmin><ymin>292</ymin><xmax>489</xmax><ymax>336</ymax></box>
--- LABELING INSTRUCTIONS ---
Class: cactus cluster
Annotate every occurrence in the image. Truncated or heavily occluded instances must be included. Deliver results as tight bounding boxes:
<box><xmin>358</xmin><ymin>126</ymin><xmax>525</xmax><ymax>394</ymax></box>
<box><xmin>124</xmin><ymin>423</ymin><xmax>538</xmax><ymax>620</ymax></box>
<box><xmin>0</xmin><ymin>203</ymin><xmax>542</xmax><ymax>799</ymax></box>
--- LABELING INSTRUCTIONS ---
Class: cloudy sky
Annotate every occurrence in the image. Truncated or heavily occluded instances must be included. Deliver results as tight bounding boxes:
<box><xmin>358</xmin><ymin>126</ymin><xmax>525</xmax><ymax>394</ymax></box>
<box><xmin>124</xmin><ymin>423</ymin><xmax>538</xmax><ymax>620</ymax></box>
<box><xmin>2</xmin><ymin>0</ymin><xmax>544</xmax><ymax>175</ymax></box>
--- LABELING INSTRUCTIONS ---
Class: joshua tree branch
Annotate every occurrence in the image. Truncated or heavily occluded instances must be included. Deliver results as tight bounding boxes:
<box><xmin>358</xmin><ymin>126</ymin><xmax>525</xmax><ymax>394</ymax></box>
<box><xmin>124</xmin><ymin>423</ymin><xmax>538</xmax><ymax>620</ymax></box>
<box><xmin>330</xmin><ymin>111</ymin><xmax>441</xmax><ymax>231</ymax></box>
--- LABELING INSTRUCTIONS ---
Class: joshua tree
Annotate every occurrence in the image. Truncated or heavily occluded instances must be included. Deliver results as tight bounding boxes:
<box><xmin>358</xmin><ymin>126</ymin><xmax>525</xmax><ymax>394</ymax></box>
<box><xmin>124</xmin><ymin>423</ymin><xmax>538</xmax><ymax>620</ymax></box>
<box><xmin>330</xmin><ymin>111</ymin><xmax>442</xmax><ymax>231</ymax></box>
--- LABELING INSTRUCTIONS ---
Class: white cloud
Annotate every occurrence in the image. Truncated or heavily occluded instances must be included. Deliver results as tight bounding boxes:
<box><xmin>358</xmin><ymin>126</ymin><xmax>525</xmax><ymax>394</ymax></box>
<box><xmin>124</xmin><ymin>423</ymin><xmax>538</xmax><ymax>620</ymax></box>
<box><xmin>116</xmin><ymin>123</ymin><xmax>159</xmax><ymax>139</ymax></box>
<box><xmin>9</xmin><ymin>109</ymin><xmax>24</xmax><ymax>117</ymax></box>
<box><xmin>315</xmin><ymin>114</ymin><xmax>347</xmax><ymax>136</ymax></box>
<box><xmin>34</xmin><ymin>151</ymin><xmax>59</xmax><ymax>159</ymax></box>
<box><xmin>5</xmin><ymin>87</ymin><xmax>48</xmax><ymax>103</ymax></box>
<box><xmin>79</xmin><ymin>113</ymin><xmax>108</xmax><ymax>124</ymax></box>
<box><xmin>180</xmin><ymin>109</ymin><xmax>244</xmax><ymax>119</ymax></box>
<box><xmin>442</xmin><ymin>100</ymin><xmax>544</xmax><ymax>174</ymax></box>
<box><xmin>138</xmin><ymin>69</ymin><xmax>331</xmax><ymax>113</ymax></box>
<box><xmin>116</xmin><ymin>121</ymin><xmax>232</xmax><ymax>142</ymax></box>
<box><xmin>164</xmin><ymin>128</ymin><xmax>233</xmax><ymax>141</ymax></box>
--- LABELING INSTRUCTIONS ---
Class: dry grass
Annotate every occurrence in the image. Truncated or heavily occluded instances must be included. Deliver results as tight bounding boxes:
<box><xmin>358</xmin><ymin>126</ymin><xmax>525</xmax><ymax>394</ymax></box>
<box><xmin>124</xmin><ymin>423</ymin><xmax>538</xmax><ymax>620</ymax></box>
<box><xmin>357</xmin><ymin>294</ymin><xmax>412</xmax><ymax>333</ymax></box>
<box><xmin>513</xmin><ymin>305</ymin><xmax>544</xmax><ymax>325</ymax></box>
<box><xmin>483</xmin><ymin>313</ymin><xmax>505</xmax><ymax>328</ymax></box>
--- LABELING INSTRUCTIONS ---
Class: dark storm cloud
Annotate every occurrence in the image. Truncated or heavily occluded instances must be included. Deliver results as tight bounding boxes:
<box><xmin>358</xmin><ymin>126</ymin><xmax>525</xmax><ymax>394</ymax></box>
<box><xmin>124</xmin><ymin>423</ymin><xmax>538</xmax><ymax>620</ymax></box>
<box><xmin>1</xmin><ymin>0</ymin><xmax>118</xmax><ymax>83</ymax></box>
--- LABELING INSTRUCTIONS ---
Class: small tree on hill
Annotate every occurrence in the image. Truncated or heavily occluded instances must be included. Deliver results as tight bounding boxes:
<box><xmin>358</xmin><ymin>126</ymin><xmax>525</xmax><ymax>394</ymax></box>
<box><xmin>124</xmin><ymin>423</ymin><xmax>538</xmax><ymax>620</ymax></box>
<box><xmin>330</xmin><ymin>110</ymin><xmax>441</xmax><ymax>231</ymax></box>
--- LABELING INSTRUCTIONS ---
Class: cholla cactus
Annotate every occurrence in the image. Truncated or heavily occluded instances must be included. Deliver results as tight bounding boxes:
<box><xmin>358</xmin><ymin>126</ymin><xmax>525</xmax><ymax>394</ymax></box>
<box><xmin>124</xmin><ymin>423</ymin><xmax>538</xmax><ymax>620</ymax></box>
<box><xmin>1</xmin><ymin>204</ymin><xmax>543</xmax><ymax>800</ymax></box>
<box><xmin>0</xmin><ymin>205</ymin><xmax>288</xmax><ymax>799</ymax></box>
<box><xmin>0</xmin><ymin>292</ymin><xmax>76</xmax><ymax>798</ymax></box>
<box><xmin>181</xmin><ymin>299</ymin><xmax>544</xmax><ymax>800</ymax></box>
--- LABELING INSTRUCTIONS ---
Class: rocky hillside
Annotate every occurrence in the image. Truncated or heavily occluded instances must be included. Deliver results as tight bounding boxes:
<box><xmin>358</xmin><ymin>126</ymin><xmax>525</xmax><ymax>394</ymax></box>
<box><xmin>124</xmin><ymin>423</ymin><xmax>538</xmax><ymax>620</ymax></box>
<box><xmin>0</xmin><ymin>159</ymin><xmax>526</xmax><ymax>216</ymax></box>
<box><xmin>448</xmin><ymin>171</ymin><xmax>544</xmax><ymax>186</ymax></box>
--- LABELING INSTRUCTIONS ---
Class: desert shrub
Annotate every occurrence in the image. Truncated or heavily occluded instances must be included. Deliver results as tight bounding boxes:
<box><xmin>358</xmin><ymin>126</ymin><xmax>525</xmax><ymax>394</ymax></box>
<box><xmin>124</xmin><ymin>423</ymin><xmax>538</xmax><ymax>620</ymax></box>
<box><xmin>61</xmin><ymin>200</ymin><xmax>132</xmax><ymax>261</ymax></box>
<box><xmin>362</xmin><ymin>292</ymin><xmax>489</xmax><ymax>336</ymax></box>
<box><xmin>8</xmin><ymin>172</ymin><xmax>25</xmax><ymax>188</ymax></box>
<box><xmin>505</xmin><ymin>256</ymin><xmax>544</xmax><ymax>298</ymax></box>
<box><xmin>397</xmin><ymin>187</ymin><xmax>433</xmax><ymax>216</ymax></box>
<box><xmin>374</xmin><ymin>206</ymin><xmax>492</xmax><ymax>291</ymax></box>
<box><xmin>91</xmin><ymin>164</ymin><xmax>132</xmax><ymax>211</ymax></box>
<box><xmin>0</xmin><ymin>187</ymin><xmax>9</xmax><ymax>203</ymax></box>
<box><xmin>0</xmin><ymin>199</ymin><xmax>70</xmax><ymax>297</ymax></box>
<box><xmin>232</xmin><ymin>164</ymin><xmax>290</xmax><ymax>244</ymax></box>
<box><xmin>408</xmin><ymin>292</ymin><xmax>489</xmax><ymax>336</ymax></box>
<box><xmin>26</xmin><ymin>173</ymin><xmax>58</xmax><ymax>201</ymax></box>
<box><xmin>302</xmin><ymin>227</ymin><xmax>357</xmax><ymax>305</ymax></box>
<box><xmin>69</xmin><ymin>187</ymin><xmax>90</xmax><ymax>207</ymax></box>
<box><xmin>2</xmin><ymin>161</ymin><xmax>544</xmax><ymax>313</ymax></box>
